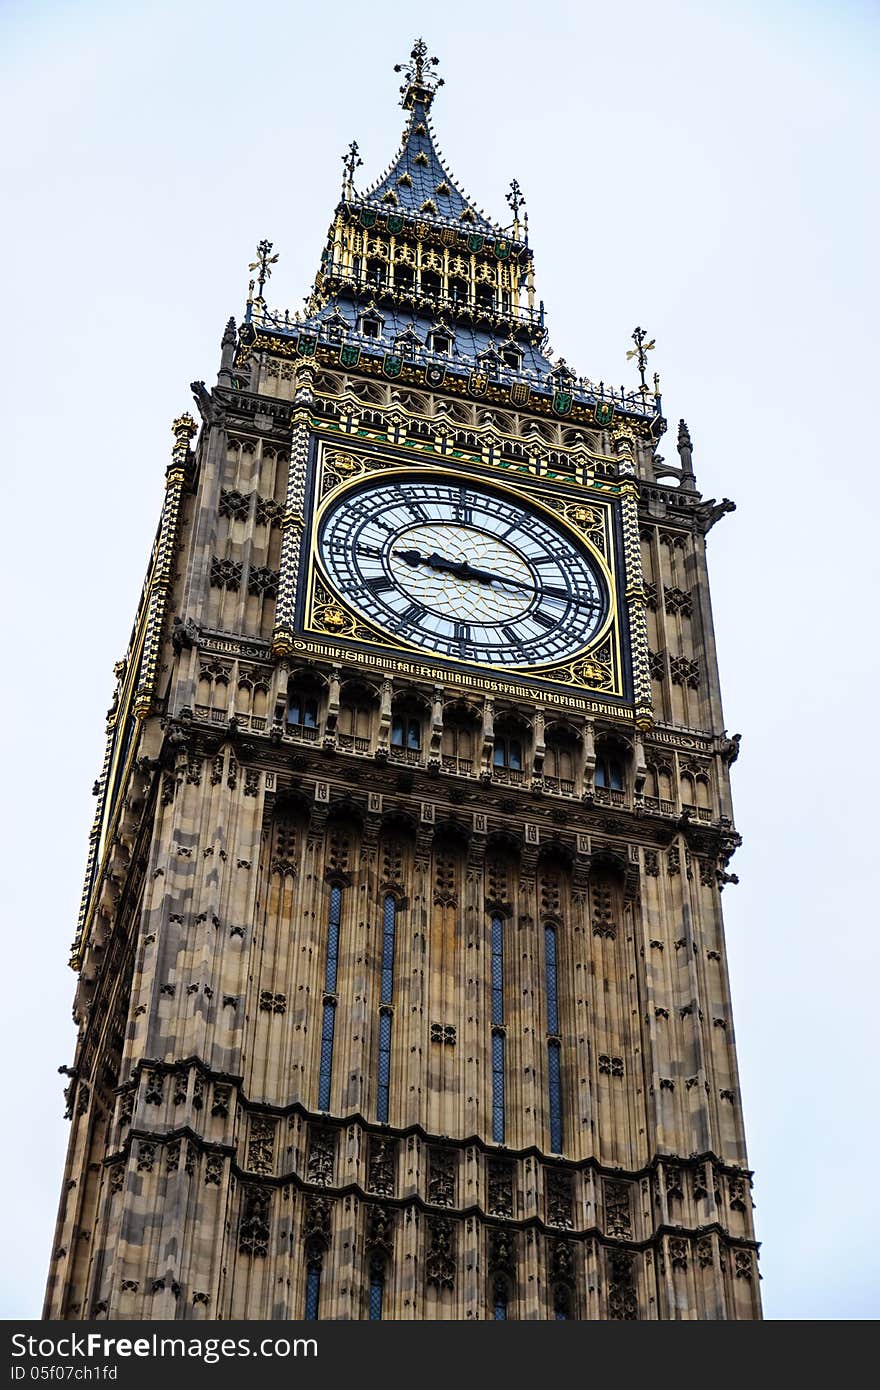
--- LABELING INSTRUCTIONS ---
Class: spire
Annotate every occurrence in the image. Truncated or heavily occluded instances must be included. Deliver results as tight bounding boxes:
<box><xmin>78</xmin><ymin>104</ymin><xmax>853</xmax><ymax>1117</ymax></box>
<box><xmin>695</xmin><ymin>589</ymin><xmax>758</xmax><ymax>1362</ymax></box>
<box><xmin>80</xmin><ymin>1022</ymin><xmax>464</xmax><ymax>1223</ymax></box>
<box><xmin>361</xmin><ymin>40</ymin><xmax>497</xmax><ymax>233</ymax></box>
<box><xmin>394</xmin><ymin>38</ymin><xmax>444</xmax><ymax>111</ymax></box>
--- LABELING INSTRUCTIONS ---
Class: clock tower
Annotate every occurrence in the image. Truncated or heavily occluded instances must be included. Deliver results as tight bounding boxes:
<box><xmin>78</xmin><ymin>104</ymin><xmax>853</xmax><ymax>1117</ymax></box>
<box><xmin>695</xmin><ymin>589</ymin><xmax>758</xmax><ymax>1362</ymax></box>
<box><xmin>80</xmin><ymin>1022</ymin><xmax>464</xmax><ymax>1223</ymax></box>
<box><xmin>45</xmin><ymin>40</ymin><xmax>761</xmax><ymax>1320</ymax></box>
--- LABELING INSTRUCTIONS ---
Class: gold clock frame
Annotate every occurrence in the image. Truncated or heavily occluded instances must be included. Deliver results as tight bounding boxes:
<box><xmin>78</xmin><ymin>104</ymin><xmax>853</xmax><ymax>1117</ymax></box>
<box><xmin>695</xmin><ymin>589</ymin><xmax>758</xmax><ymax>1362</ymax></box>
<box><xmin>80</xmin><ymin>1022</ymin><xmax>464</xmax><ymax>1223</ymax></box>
<box><xmin>297</xmin><ymin>437</ymin><xmax>629</xmax><ymax>700</ymax></box>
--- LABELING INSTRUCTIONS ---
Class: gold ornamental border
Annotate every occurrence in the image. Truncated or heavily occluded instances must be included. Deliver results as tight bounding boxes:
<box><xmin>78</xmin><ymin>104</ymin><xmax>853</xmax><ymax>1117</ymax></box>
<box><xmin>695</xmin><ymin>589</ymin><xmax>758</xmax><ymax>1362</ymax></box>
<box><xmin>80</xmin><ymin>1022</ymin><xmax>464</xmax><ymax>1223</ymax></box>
<box><xmin>300</xmin><ymin>444</ymin><xmax>627</xmax><ymax>699</ymax></box>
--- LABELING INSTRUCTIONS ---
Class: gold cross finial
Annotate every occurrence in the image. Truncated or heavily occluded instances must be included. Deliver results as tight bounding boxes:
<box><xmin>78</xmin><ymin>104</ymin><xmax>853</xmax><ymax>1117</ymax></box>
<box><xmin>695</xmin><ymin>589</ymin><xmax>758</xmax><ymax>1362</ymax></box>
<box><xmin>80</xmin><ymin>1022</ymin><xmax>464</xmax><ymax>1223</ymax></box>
<box><xmin>248</xmin><ymin>239</ymin><xmax>279</xmax><ymax>301</ymax></box>
<box><xmin>626</xmin><ymin>325</ymin><xmax>656</xmax><ymax>394</ymax></box>
<box><xmin>342</xmin><ymin>140</ymin><xmax>363</xmax><ymax>195</ymax></box>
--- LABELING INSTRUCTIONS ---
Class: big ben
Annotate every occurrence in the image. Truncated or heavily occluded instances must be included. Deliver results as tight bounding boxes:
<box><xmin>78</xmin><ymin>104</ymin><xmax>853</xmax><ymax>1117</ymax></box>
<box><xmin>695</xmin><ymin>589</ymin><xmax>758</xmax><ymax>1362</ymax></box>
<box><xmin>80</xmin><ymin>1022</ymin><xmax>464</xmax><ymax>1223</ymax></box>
<box><xmin>44</xmin><ymin>40</ymin><xmax>761</xmax><ymax>1320</ymax></box>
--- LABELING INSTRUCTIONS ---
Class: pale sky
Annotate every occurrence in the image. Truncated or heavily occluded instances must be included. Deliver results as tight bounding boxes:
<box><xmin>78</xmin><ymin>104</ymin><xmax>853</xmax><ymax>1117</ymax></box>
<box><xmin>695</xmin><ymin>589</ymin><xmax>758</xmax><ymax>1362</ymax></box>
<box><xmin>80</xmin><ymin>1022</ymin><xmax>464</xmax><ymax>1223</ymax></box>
<box><xmin>2</xmin><ymin>0</ymin><xmax>878</xmax><ymax>1320</ymax></box>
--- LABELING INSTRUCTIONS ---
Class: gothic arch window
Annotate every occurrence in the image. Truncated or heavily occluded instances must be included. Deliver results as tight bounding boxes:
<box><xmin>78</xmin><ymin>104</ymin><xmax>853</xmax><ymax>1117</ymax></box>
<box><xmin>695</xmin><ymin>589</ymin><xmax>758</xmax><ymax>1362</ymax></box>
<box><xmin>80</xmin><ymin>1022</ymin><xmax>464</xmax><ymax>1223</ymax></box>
<box><xmin>318</xmin><ymin>882</ymin><xmax>343</xmax><ymax>1110</ymax></box>
<box><xmin>493</xmin><ymin>713</ymin><xmax>529</xmax><ymax>781</ymax></box>
<box><xmin>545</xmin><ymin>925</ymin><xmax>563</xmax><ymax>1153</ymax></box>
<box><xmin>368</xmin><ymin>1255</ymin><xmax>386</xmax><ymax>1320</ymax></box>
<box><xmin>595</xmin><ymin>749</ymin><xmax>625</xmax><ymax>790</ymax></box>
<box><xmin>493</xmin><ymin>1276</ymin><xmax>510</xmax><ymax>1320</ymax></box>
<box><xmin>287</xmin><ymin>670</ymin><xmax>323</xmax><ymax>740</ymax></box>
<box><xmin>391</xmin><ymin>714</ymin><xmax>421</xmax><ymax>750</ymax></box>
<box><xmin>390</xmin><ymin>692</ymin><xmax>428</xmax><ymax>763</ymax></box>
<box><xmin>338</xmin><ymin>680</ymin><xmax>376</xmax><ymax>753</ymax></box>
<box><xmin>441</xmin><ymin>700</ymin><xmax>480</xmax><ymax>775</ymax></box>
<box><xmin>544</xmin><ymin>724</ymin><xmax>580</xmax><ymax>795</ymax></box>
<box><xmin>490</xmin><ymin>913</ymin><xmax>506</xmax><ymax>1143</ymax></box>
<box><xmin>304</xmin><ymin>1265</ymin><xmax>321</xmax><ymax>1320</ymax></box>
<box><xmin>594</xmin><ymin>735</ymin><xmax>629</xmax><ymax>796</ymax></box>
<box><xmin>376</xmin><ymin>894</ymin><xmax>398</xmax><ymax>1123</ymax></box>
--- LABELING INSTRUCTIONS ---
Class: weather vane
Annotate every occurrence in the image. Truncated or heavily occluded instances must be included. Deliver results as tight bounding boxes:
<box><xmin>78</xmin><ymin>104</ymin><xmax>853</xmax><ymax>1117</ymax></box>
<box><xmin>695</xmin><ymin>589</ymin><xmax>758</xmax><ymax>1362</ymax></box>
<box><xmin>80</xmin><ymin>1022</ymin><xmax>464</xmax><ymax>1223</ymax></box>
<box><xmin>248</xmin><ymin>239</ymin><xmax>279</xmax><ymax>302</ymax></box>
<box><xmin>342</xmin><ymin>140</ymin><xmax>362</xmax><ymax>195</ymax></box>
<box><xmin>394</xmin><ymin>38</ymin><xmax>444</xmax><ymax>102</ymax></box>
<box><xmin>626</xmin><ymin>325</ymin><xmax>656</xmax><ymax>395</ymax></box>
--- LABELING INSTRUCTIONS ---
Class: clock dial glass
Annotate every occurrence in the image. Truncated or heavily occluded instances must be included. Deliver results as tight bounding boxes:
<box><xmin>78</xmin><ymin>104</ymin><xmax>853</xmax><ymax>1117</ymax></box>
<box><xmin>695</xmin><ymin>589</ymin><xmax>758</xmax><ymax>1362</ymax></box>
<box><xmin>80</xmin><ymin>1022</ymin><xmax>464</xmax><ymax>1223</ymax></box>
<box><xmin>317</xmin><ymin>477</ymin><xmax>607</xmax><ymax>667</ymax></box>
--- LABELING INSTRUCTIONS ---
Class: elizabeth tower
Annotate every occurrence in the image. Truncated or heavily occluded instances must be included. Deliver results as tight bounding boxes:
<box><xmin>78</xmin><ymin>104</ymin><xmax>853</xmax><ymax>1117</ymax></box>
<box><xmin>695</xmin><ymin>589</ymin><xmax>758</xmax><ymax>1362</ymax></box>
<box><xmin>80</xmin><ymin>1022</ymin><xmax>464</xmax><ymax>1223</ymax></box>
<box><xmin>45</xmin><ymin>43</ymin><xmax>761</xmax><ymax>1321</ymax></box>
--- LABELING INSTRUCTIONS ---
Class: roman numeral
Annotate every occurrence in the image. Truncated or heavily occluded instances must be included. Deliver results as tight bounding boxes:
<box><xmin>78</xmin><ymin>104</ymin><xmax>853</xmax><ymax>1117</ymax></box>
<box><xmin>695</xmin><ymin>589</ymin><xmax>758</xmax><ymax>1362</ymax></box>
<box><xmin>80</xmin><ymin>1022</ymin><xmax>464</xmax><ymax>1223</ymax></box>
<box><xmin>366</xmin><ymin>575</ymin><xmax>393</xmax><ymax>594</ymax></box>
<box><xmin>531</xmin><ymin>610</ymin><xmax>555</xmax><ymax>630</ymax></box>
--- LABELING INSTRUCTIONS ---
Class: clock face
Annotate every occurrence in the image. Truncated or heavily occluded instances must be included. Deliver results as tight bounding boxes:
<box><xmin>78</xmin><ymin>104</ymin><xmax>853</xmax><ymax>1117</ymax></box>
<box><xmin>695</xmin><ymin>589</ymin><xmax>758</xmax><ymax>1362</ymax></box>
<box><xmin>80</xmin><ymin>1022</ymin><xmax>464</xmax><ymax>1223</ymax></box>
<box><xmin>316</xmin><ymin>476</ymin><xmax>607</xmax><ymax>667</ymax></box>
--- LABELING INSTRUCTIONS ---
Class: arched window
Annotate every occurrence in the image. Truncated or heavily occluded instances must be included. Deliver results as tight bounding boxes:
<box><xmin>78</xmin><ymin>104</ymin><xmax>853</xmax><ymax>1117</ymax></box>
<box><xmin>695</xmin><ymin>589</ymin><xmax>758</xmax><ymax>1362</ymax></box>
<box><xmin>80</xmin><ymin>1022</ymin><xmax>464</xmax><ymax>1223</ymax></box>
<box><xmin>493</xmin><ymin>736</ymin><xmax>522</xmax><ymax>770</ymax></box>
<box><xmin>377</xmin><ymin>895</ymin><xmax>397</xmax><ymax>1123</ymax></box>
<box><xmin>491</xmin><ymin>913</ymin><xmax>506</xmax><ymax>1144</ymax></box>
<box><xmin>318</xmin><ymin>884</ymin><xmax>342</xmax><ymax>1110</ymax></box>
<box><xmin>493</xmin><ymin>1277</ymin><xmax>510</xmax><ymax>1320</ymax></box>
<box><xmin>391</xmin><ymin>715</ymin><xmax>421</xmax><ymax>750</ymax></box>
<box><xmin>368</xmin><ymin>1256</ymin><xmax>385</xmax><ymax>1321</ymax></box>
<box><xmin>287</xmin><ymin>695</ymin><xmax>319</xmax><ymax>730</ymax></box>
<box><xmin>595</xmin><ymin>750</ymin><xmax>625</xmax><ymax>791</ymax></box>
<box><xmin>545</xmin><ymin>926</ymin><xmax>563</xmax><ymax>1153</ymax></box>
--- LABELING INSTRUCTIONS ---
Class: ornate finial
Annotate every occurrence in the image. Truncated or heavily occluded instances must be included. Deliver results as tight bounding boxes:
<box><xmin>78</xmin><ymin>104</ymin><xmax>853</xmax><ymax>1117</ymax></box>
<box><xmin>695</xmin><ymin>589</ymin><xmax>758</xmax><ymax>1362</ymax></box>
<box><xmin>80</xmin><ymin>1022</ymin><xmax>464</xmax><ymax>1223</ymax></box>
<box><xmin>626</xmin><ymin>325</ymin><xmax>656</xmax><ymax>396</ymax></box>
<box><xmin>342</xmin><ymin>140</ymin><xmax>363</xmax><ymax>195</ymax></box>
<box><xmin>678</xmin><ymin>419</ymin><xmax>692</xmax><ymax>449</ymax></box>
<box><xmin>248</xmin><ymin>239</ymin><xmax>279</xmax><ymax>302</ymax></box>
<box><xmin>394</xmin><ymin>38</ymin><xmax>444</xmax><ymax>109</ymax></box>
<box><xmin>506</xmin><ymin>179</ymin><xmax>525</xmax><ymax>220</ymax></box>
<box><xmin>172</xmin><ymin>413</ymin><xmax>197</xmax><ymax>448</ymax></box>
<box><xmin>221</xmin><ymin>316</ymin><xmax>237</xmax><ymax>348</ymax></box>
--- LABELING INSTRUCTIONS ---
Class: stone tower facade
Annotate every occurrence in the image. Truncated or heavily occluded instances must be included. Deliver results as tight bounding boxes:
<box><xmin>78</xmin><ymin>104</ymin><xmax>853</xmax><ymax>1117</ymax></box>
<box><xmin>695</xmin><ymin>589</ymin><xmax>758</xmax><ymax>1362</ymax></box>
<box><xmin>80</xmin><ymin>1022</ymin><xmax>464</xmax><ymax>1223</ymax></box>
<box><xmin>45</xmin><ymin>42</ymin><xmax>761</xmax><ymax>1321</ymax></box>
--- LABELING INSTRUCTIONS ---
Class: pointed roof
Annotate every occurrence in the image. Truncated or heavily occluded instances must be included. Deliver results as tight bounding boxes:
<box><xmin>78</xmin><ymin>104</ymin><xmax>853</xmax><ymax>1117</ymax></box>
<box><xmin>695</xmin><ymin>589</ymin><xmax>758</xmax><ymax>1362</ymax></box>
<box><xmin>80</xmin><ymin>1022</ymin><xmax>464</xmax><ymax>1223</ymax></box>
<box><xmin>358</xmin><ymin>39</ymin><xmax>498</xmax><ymax>234</ymax></box>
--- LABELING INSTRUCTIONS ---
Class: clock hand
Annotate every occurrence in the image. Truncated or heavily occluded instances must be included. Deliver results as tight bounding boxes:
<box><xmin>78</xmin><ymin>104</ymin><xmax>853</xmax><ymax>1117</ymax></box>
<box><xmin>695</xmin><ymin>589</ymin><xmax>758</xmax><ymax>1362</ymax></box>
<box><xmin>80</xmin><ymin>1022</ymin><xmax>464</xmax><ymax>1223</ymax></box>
<box><xmin>392</xmin><ymin>549</ymin><xmax>598</xmax><ymax>611</ymax></box>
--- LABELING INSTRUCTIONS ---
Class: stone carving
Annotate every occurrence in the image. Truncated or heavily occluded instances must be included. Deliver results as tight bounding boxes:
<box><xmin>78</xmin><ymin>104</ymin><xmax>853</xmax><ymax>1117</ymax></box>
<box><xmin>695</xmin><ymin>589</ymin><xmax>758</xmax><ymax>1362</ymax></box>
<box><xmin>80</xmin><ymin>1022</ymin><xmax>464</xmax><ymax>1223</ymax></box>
<box><xmin>259</xmin><ymin>990</ymin><xmax>287</xmax><ymax>1013</ymax></box>
<box><xmin>219</xmin><ymin>487</ymin><xmax>251</xmax><ymax>521</ymax></box>
<box><xmin>644</xmin><ymin>849</ymin><xmax>659</xmax><ymax>876</ymax></box>
<box><xmin>247</xmin><ymin>566</ymin><xmax>279</xmax><ymax>598</ymax></box>
<box><xmin>607</xmin><ymin>1248</ymin><xmax>638</xmax><ymax>1320</ymax></box>
<box><xmin>591</xmin><ymin>882</ymin><xmax>616</xmax><ymax>939</ymax></box>
<box><xmin>428</xmin><ymin>1149</ymin><xmax>455</xmax><ymax>1207</ymax></box>
<box><xmin>365</xmin><ymin>1204</ymin><xmax>394</xmax><ymax>1259</ymax></box>
<box><xmin>109</xmin><ymin>1164</ymin><xmax>125</xmax><ymax>1194</ymax></box>
<box><xmin>166</xmin><ymin>1141</ymin><xmax>181</xmax><ymax>1173</ymax></box>
<box><xmin>247</xmin><ymin>1118</ymin><xmax>276</xmax><ymax>1175</ymax></box>
<box><xmin>546</xmin><ymin>1169</ymin><xmax>573</xmax><ymax>1229</ymax></box>
<box><xmin>211</xmin><ymin>1084</ymin><xmax>231</xmax><ymax>1118</ymax></box>
<box><xmin>598</xmin><ymin>1054</ymin><xmax>624</xmax><ymax>1077</ymax></box>
<box><xmin>605</xmin><ymin>1180</ymin><xmax>632</xmax><ymax>1237</ymax></box>
<box><xmin>204</xmin><ymin>1154</ymin><xmax>223</xmax><ymax>1186</ymax></box>
<box><xmin>548</xmin><ymin>1238</ymin><xmax>574</xmax><ymax>1287</ymax></box>
<box><xmin>136</xmin><ymin>1142</ymin><xmax>155</xmax><ymax>1173</ymax></box>
<box><xmin>488</xmin><ymin>1227</ymin><xmax>515</xmax><ymax>1276</ymax></box>
<box><xmin>239</xmin><ymin>1187</ymin><xmax>271</xmax><ymax>1257</ymax></box>
<box><xmin>209</xmin><ymin>557</ymin><xmax>242</xmax><ymax>591</ymax></box>
<box><xmin>665</xmin><ymin>1165</ymin><xmax>684</xmax><ymax>1201</ymax></box>
<box><xmin>307</xmin><ymin>1127</ymin><xmax>336</xmax><ymax>1186</ymax></box>
<box><xmin>368</xmin><ymin>1138</ymin><xmax>395</xmax><ymax>1196</ymax></box>
<box><xmin>144</xmin><ymin>1068</ymin><xmax>164</xmax><ymax>1105</ymax></box>
<box><xmin>430</xmin><ymin>1022</ymin><xmax>456</xmax><ymax>1045</ymax></box>
<box><xmin>425</xmin><ymin>1216</ymin><xmax>456</xmax><ymax>1289</ymax></box>
<box><xmin>669</xmin><ymin>1237</ymin><xmax>688</xmax><ymax>1270</ymax></box>
<box><xmin>670</xmin><ymin>656</ymin><xmax>700</xmax><ymax>688</ymax></box>
<box><xmin>729</xmin><ymin>1175</ymin><xmax>748</xmax><ymax>1212</ymax></box>
<box><xmin>303</xmin><ymin>1195</ymin><xmax>333</xmax><ymax>1269</ymax></box>
<box><xmin>487</xmin><ymin>1160</ymin><xmax>514</xmax><ymax>1219</ymax></box>
<box><xmin>734</xmin><ymin>1250</ymin><xmax>753</xmax><ymax>1280</ymax></box>
<box><xmin>697</xmin><ymin>1238</ymin><xmax>713</xmax><ymax>1269</ymax></box>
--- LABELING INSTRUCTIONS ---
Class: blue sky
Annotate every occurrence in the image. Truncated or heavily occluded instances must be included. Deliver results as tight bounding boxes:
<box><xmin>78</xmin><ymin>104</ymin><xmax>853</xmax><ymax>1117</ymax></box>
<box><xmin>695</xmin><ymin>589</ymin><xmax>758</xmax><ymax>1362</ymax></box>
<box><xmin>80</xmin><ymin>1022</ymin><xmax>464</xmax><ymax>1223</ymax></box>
<box><xmin>1</xmin><ymin>0</ymin><xmax>878</xmax><ymax>1319</ymax></box>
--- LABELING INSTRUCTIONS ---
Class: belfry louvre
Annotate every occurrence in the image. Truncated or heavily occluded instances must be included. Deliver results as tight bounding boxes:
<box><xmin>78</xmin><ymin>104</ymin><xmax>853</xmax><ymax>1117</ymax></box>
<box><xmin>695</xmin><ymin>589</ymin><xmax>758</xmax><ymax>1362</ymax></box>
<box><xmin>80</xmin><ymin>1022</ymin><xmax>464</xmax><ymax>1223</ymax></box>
<box><xmin>45</xmin><ymin>40</ymin><xmax>760</xmax><ymax>1320</ymax></box>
